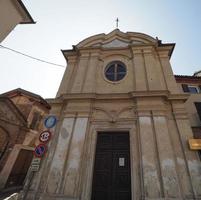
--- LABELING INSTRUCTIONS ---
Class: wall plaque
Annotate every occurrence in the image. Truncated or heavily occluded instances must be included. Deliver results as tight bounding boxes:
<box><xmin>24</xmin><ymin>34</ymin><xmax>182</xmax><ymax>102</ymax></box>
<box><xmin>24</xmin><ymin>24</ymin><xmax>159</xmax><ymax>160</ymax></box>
<box><xmin>119</xmin><ymin>157</ymin><xmax>125</xmax><ymax>166</ymax></box>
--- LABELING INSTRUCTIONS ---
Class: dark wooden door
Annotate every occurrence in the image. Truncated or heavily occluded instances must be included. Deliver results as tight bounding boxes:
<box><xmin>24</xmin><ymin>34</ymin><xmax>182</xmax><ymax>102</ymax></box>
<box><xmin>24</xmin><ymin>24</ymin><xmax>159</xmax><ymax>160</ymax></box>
<box><xmin>91</xmin><ymin>132</ymin><xmax>131</xmax><ymax>200</ymax></box>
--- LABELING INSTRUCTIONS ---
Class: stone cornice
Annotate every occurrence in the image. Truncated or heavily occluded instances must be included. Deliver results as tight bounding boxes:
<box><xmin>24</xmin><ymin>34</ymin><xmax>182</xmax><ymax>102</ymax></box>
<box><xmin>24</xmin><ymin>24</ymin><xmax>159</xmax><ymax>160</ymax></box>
<box><xmin>12</xmin><ymin>0</ymin><xmax>35</xmax><ymax>24</ymax></box>
<box><xmin>47</xmin><ymin>91</ymin><xmax>189</xmax><ymax>104</ymax></box>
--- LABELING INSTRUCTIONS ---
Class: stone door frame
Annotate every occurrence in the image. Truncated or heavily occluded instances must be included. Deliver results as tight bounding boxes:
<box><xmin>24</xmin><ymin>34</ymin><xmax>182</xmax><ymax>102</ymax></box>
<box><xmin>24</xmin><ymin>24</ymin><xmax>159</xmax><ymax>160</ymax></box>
<box><xmin>81</xmin><ymin>121</ymin><xmax>139</xmax><ymax>200</ymax></box>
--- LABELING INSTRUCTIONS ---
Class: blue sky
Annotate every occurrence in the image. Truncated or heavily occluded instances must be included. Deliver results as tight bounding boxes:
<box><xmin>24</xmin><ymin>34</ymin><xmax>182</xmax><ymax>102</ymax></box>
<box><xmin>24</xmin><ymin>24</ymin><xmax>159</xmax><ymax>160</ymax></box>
<box><xmin>0</xmin><ymin>0</ymin><xmax>201</xmax><ymax>98</ymax></box>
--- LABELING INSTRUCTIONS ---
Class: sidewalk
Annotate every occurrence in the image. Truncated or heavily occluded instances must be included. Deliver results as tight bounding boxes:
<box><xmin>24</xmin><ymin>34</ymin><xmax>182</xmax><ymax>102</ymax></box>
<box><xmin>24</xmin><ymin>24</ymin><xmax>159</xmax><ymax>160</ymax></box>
<box><xmin>0</xmin><ymin>187</ymin><xmax>22</xmax><ymax>200</ymax></box>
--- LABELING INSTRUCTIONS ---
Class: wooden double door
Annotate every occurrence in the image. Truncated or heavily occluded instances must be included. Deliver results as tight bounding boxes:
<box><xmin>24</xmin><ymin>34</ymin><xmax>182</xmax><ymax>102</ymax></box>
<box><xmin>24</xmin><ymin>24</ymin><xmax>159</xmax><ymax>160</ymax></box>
<box><xmin>91</xmin><ymin>132</ymin><xmax>131</xmax><ymax>200</ymax></box>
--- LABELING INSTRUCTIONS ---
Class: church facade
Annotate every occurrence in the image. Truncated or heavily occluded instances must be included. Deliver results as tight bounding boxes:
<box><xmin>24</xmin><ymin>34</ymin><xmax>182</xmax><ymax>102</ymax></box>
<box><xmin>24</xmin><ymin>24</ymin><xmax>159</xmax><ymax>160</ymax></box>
<box><xmin>24</xmin><ymin>30</ymin><xmax>201</xmax><ymax>200</ymax></box>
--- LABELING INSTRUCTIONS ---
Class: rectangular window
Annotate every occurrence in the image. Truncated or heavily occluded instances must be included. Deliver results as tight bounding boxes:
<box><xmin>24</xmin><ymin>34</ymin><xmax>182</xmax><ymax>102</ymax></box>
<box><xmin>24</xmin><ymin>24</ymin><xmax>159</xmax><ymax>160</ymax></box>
<box><xmin>182</xmin><ymin>84</ymin><xmax>189</xmax><ymax>92</ymax></box>
<box><xmin>30</xmin><ymin>112</ymin><xmax>41</xmax><ymax>130</ymax></box>
<box><xmin>188</xmin><ymin>86</ymin><xmax>199</xmax><ymax>94</ymax></box>
<box><xmin>182</xmin><ymin>84</ymin><xmax>200</xmax><ymax>94</ymax></box>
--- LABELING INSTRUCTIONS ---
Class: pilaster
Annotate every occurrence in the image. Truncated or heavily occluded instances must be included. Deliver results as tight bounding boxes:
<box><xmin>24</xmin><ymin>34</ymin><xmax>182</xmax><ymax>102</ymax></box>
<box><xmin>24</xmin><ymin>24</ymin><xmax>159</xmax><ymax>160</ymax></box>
<box><xmin>143</xmin><ymin>47</ymin><xmax>165</xmax><ymax>91</ymax></box>
<box><xmin>82</xmin><ymin>52</ymin><xmax>100</xmax><ymax>93</ymax></box>
<box><xmin>152</xmin><ymin>112</ymin><xmax>181</xmax><ymax>198</ymax></box>
<box><xmin>132</xmin><ymin>48</ymin><xmax>147</xmax><ymax>91</ymax></box>
<box><xmin>138</xmin><ymin>111</ymin><xmax>162</xmax><ymax>198</ymax></box>
<box><xmin>71</xmin><ymin>52</ymin><xmax>90</xmax><ymax>93</ymax></box>
<box><xmin>172</xmin><ymin>101</ymin><xmax>201</xmax><ymax>198</ymax></box>
<box><xmin>57</xmin><ymin>55</ymin><xmax>77</xmax><ymax>97</ymax></box>
<box><xmin>46</xmin><ymin>117</ymin><xmax>76</xmax><ymax>194</ymax></box>
<box><xmin>158</xmin><ymin>51</ymin><xmax>179</xmax><ymax>94</ymax></box>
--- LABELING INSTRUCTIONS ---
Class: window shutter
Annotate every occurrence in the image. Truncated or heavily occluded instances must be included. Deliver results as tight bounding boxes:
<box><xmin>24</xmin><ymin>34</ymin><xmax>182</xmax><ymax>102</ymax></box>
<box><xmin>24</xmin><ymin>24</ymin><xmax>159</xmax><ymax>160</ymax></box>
<box><xmin>35</xmin><ymin>115</ymin><xmax>42</xmax><ymax>130</ymax></box>
<box><xmin>182</xmin><ymin>84</ymin><xmax>189</xmax><ymax>92</ymax></box>
<box><xmin>30</xmin><ymin>112</ymin><xmax>40</xmax><ymax>130</ymax></box>
<box><xmin>195</xmin><ymin>102</ymin><xmax>201</xmax><ymax>121</ymax></box>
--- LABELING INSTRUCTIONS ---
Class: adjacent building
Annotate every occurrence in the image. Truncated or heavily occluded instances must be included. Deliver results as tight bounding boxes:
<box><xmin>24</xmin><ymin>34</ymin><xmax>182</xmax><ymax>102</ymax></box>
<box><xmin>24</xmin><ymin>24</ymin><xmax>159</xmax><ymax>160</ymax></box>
<box><xmin>0</xmin><ymin>0</ymin><xmax>34</xmax><ymax>43</ymax></box>
<box><xmin>0</xmin><ymin>88</ymin><xmax>50</xmax><ymax>190</ymax></box>
<box><xmin>22</xmin><ymin>29</ymin><xmax>201</xmax><ymax>200</ymax></box>
<box><xmin>0</xmin><ymin>0</ymin><xmax>37</xmax><ymax>193</ymax></box>
<box><xmin>175</xmin><ymin>73</ymin><xmax>201</xmax><ymax>158</ymax></box>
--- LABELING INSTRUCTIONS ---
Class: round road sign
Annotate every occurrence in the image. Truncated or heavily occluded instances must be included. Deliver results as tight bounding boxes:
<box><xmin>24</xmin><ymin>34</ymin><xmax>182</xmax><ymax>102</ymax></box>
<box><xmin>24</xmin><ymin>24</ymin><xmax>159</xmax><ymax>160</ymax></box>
<box><xmin>44</xmin><ymin>116</ymin><xmax>57</xmax><ymax>128</ymax></box>
<box><xmin>39</xmin><ymin>130</ymin><xmax>52</xmax><ymax>143</ymax></box>
<box><xmin>34</xmin><ymin>144</ymin><xmax>47</xmax><ymax>157</ymax></box>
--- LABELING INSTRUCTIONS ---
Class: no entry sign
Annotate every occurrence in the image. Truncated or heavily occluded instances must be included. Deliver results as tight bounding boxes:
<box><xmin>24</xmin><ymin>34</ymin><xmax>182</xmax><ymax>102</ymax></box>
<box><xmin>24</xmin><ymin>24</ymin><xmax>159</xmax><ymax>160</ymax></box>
<box><xmin>34</xmin><ymin>144</ymin><xmax>47</xmax><ymax>157</ymax></box>
<box><xmin>39</xmin><ymin>130</ymin><xmax>51</xmax><ymax>143</ymax></box>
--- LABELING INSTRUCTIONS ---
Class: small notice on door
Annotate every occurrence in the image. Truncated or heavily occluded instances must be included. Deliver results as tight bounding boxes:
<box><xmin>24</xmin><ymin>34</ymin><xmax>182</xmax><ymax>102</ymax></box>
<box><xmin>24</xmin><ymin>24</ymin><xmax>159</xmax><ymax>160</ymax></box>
<box><xmin>119</xmin><ymin>157</ymin><xmax>125</xmax><ymax>166</ymax></box>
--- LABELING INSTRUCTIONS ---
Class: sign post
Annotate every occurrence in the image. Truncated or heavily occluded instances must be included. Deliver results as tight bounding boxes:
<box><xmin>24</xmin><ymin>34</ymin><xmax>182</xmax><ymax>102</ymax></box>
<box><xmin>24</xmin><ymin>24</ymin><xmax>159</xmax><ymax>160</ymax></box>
<box><xmin>30</xmin><ymin>158</ymin><xmax>41</xmax><ymax>172</ymax></box>
<box><xmin>24</xmin><ymin>115</ymin><xmax>57</xmax><ymax>199</ymax></box>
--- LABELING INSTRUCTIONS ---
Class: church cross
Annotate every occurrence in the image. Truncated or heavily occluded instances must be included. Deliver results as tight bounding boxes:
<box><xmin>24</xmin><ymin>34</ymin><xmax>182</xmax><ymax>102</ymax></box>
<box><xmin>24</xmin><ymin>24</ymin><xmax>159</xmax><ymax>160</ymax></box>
<box><xmin>116</xmin><ymin>18</ymin><xmax>119</xmax><ymax>29</ymax></box>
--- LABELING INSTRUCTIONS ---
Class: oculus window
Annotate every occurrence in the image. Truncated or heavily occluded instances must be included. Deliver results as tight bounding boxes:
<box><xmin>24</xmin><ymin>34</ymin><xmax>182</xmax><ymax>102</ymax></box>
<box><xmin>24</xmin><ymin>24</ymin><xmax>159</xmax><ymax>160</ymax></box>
<box><xmin>105</xmin><ymin>61</ymin><xmax>126</xmax><ymax>82</ymax></box>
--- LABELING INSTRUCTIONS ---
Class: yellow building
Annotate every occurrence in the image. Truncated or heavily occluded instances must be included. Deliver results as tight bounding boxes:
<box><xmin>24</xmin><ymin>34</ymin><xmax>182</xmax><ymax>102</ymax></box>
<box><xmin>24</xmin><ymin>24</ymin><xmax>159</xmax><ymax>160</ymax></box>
<box><xmin>0</xmin><ymin>0</ymin><xmax>34</xmax><ymax>43</ymax></box>
<box><xmin>22</xmin><ymin>29</ymin><xmax>201</xmax><ymax>200</ymax></box>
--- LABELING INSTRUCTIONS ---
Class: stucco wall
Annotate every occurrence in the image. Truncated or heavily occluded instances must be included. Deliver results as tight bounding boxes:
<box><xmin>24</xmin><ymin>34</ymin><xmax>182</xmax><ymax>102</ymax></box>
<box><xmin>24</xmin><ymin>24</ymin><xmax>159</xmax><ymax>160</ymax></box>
<box><xmin>23</xmin><ymin>31</ymin><xmax>201</xmax><ymax>200</ymax></box>
<box><xmin>0</xmin><ymin>0</ymin><xmax>23</xmax><ymax>42</ymax></box>
<box><xmin>177</xmin><ymin>82</ymin><xmax>201</xmax><ymax>127</ymax></box>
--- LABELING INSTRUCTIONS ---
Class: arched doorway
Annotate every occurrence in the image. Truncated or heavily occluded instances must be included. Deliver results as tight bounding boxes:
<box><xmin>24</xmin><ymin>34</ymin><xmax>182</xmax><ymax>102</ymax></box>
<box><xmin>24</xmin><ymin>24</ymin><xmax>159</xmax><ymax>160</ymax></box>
<box><xmin>5</xmin><ymin>149</ymin><xmax>33</xmax><ymax>188</ymax></box>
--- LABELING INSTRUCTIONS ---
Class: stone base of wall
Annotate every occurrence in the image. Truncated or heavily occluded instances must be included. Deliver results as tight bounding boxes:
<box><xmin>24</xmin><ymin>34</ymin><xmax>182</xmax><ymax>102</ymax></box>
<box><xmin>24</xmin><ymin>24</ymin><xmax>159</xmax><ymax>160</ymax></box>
<box><xmin>18</xmin><ymin>191</ymin><xmax>201</xmax><ymax>200</ymax></box>
<box><xmin>18</xmin><ymin>191</ymin><xmax>79</xmax><ymax>200</ymax></box>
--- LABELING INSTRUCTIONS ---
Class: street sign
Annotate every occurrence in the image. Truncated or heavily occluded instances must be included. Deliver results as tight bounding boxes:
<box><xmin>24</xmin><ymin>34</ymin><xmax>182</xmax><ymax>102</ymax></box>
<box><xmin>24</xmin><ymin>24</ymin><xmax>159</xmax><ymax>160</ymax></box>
<box><xmin>30</xmin><ymin>158</ymin><xmax>41</xmax><ymax>171</ymax></box>
<box><xmin>34</xmin><ymin>144</ymin><xmax>47</xmax><ymax>158</ymax></box>
<box><xmin>189</xmin><ymin>139</ymin><xmax>201</xmax><ymax>150</ymax></box>
<box><xmin>39</xmin><ymin>130</ymin><xmax>52</xmax><ymax>143</ymax></box>
<box><xmin>44</xmin><ymin>115</ymin><xmax>57</xmax><ymax>128</ymax></box>
<box><xmin>30</xmin><ymin>164</ymin><xmax>40</xmax><ymax>172</ymax></box>
<box><xmin>31</xmin><ymin>158</ymin><xmax>41</xmax><ymax>165</ymax></box>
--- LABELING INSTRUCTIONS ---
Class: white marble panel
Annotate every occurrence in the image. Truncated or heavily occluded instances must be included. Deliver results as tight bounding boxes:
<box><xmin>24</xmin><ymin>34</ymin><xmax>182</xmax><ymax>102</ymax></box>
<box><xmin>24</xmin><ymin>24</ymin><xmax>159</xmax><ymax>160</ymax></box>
<box><xmin>64</xmin><ymin>118</ymin><xmax>88</xmax><ymax>196</ymax></box>
<box><xmin>139</xmin><ymin>117</ymin><xmax>161</xmax><ymax>198</ymax></box>
<box><xmin>46</xmin><ymin>118</ymin><xmax>75</xmax><ymax>194</ymax></box>
<box><xmin>102</xmin><ymin>39</ymin><xmax>129</xmax><ymax>48</ymax></box>
<box><xmin>153</xmin><ymin>116</ymin><xmax>181</xmax><ymax>197</ymax></box>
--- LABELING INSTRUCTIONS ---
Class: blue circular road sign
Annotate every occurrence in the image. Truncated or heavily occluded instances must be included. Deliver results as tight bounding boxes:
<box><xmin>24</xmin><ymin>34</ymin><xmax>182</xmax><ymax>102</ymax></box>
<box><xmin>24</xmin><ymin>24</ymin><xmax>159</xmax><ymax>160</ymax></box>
<box><xmin>44</xmin><ymin>115</ymin><xmax>57</xmax><ymax>128</ymax></box>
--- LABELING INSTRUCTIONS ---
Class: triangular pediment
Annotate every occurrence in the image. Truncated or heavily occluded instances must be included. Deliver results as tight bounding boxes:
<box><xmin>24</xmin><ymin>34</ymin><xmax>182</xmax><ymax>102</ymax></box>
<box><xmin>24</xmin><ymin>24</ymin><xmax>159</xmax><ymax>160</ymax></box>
<box><xmin>75</xmin><ymin>29</ymin><xmax>157</xmax><ymax>49</ymax></box>
<box><xmin>102</xmin><ymin>39</ymin><xmax>129</xmax><ymax>48</ymax></box>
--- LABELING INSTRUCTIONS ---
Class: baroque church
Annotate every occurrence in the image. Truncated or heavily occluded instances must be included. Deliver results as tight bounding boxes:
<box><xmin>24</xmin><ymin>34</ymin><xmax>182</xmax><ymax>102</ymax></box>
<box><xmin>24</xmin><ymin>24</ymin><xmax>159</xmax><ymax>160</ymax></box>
<box><xmin>23</xmin><ymin>29</ymin><xmax>201</xmax><ymax>200</ymax></box>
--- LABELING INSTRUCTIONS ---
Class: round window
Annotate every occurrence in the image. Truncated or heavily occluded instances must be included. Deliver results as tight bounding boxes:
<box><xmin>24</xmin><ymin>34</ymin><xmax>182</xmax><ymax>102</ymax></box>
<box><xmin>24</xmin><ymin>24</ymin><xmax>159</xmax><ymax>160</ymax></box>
<box><xmin>105</xmin><ymin>61</ymin><xmax>126</xmax><ymax>82</ymax></box>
